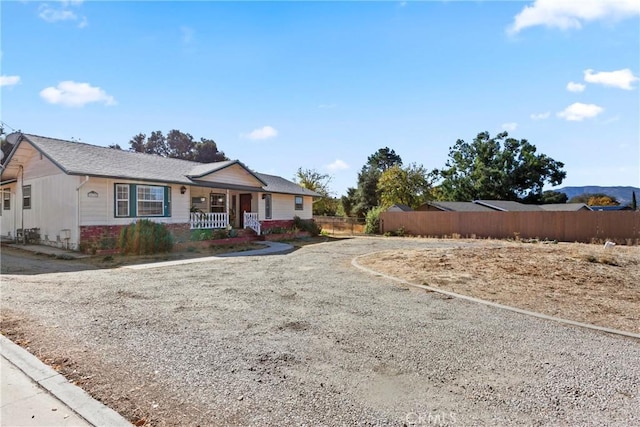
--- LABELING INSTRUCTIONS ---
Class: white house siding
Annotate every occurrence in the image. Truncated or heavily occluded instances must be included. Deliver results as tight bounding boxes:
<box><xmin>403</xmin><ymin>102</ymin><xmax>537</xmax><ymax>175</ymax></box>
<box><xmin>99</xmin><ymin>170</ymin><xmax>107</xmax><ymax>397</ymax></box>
<box><xmin>197</xmin><ymin>164</ymin><xmax>263</xmax><ymax>187</ymax></box>
<box><xmin>258</xmin><ymin>193</ymin><xmax>313</xmax><ymax>221</ymax></box>
<box><xmin>79</xmin><ymin>178</ymin><xmax>190</xmax><ymax>226</ymax></box>
<box><xmin>0</xmin><ymin>184</ymin><xmax>16</xmax><ymax>239</ymax></box>
<box><xmin>21</xmin><ymin>173</ymin><xmax>79</xmax><ymax>248</ymax></box>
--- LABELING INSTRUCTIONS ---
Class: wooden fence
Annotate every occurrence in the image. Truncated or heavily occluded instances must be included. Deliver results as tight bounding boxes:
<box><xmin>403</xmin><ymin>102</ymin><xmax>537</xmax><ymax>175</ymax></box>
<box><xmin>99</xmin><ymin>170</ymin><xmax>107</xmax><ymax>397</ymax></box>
<box><xmin>380</xmin><ymin>211</ymin><xmax>640</xmax><ymax>243</ymax></box>
<box><xmin>313</xmin><ymin>216</ymin><xmax>365</xmax><ymax>235</ymax></box>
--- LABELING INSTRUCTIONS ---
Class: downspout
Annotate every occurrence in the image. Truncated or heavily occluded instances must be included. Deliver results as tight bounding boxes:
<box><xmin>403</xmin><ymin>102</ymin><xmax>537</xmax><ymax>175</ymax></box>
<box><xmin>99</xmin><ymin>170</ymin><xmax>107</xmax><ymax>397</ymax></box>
<box><xmin>76</xmin><ymin>176</ymin><xmax>90</xmax><ymax>249</ymax></box>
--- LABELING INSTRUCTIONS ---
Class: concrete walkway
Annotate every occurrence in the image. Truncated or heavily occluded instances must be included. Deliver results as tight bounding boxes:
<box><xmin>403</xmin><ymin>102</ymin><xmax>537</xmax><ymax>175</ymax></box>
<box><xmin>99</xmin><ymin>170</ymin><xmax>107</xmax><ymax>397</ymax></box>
<box><xmin>4</xmin><ymin>244</ymin><xmax>90</xmax><ymax>259</ymax></box>
<box><xmin>0</xmin><ymin>335</ymin><xmax>131</xmax><ymax>426</ymax></box>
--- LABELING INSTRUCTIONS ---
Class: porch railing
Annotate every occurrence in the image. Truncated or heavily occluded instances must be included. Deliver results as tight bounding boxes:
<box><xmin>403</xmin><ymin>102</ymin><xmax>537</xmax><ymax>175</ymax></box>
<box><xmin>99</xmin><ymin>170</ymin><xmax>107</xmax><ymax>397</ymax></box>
<box><xmin>243</xmin><ymin>212</ymin><xmax>261</xmax><ymax>235</ymax></box>
<box><xmin>190</xmin><ymin>212</ymin><xmax>229</xmax><ymax>229</ymax></box>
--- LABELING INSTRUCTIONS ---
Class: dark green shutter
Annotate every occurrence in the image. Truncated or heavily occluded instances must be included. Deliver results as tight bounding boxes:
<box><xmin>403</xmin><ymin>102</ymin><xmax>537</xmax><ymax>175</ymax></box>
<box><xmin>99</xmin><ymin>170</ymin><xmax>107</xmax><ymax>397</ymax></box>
<box><xmin>164</xmin><ymin>186</ymin><xmax>171</xmax><ymax>217</ymax></box>
<box><xmin>130</xmin><ymin>184</ymin><xmax>137</xmax><ymax>217</ymax></box>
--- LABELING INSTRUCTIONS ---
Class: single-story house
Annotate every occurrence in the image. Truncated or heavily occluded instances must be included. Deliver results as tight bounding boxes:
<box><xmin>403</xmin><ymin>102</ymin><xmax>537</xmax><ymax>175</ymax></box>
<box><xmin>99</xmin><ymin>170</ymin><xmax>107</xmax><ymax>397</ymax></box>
<box><xmin>419</xmin><ymin>200</ymin><xmax>593</xmax><ymax>212</ymax></box>
<box><xmin>386</xmin><ymin>204</ymin><xmax>413</xmax><ymax>212</ymax></box>
<box><xmin>418</xmin><ymin>201</ymin><xmax>496</xmax><ymax>212</ymax></box>
<box><xmin>590</xmin><ymin>205</ymin><xmax>633</xmax><ymax>211</ymax></box>
<box><xmin>539</xmin><ymin>203</ymin><xmax>592</xmax><ymax>212</ymax></box>
<box><xmin>0</xmin><ymin>133</ymin><xmax>319</xmax><ymax>250</ymax></box>
<box><xmin>473</xmin><ymin>200</ymin><xmax>544</xmax><ymax>212</ymax></box>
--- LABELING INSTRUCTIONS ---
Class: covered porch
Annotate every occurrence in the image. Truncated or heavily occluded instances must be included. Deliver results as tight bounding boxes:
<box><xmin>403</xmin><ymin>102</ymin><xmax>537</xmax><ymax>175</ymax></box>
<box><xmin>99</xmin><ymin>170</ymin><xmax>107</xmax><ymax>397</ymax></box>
<box><xmin>187</xmin><ymin>186</ymin><xmax>262</xmax><ymax>235</ymax></box>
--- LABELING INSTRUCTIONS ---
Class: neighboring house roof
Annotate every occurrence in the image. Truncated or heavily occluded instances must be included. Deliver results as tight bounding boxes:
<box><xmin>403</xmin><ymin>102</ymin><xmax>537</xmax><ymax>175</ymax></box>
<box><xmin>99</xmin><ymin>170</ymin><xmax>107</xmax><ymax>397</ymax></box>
<box><xmin>590</xmin><ymin>205</ymin><xmax>633</xmax><ymax>211</ymax></box>
<box><xmin>386</xmin><ymin>204</ymin><xmax>413</xmax><ymax>212</ymax></box>
<box><xmin>474</xmin><ymin>200</ymin><xmax>544</xmax><ymax>212</ymax></box>
<box><xmin>256</xmin><ymin>173</ymin><xmax>320</xmax><ymax>197</ymax></box>
<box><xmin>539</xmin><ymin>203</ymin><xmax>592</xmax><ymax>212</ymax></box>
<box><xmin>420</xmin><ymin>201</ymin><xmax>496</xmax><ymax>212</ymax></box>
<box><xmin>1</xmin><ymin>134</ymin><xmax>317</xmax><ymax>197</ymax></box>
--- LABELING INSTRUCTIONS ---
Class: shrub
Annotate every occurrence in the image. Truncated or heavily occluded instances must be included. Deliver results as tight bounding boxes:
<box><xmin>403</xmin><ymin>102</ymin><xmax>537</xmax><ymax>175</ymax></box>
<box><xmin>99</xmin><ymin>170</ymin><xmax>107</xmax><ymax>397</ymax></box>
<box><xmin>118</xmin><ymin>220</ymin><xmax>173</xmax><ymax>255</ymax></box>
<box><xmin>293</xmin><ymin>216</ymin><xmax>322</xmax><ymax>237</ymax></box>
<box><xmin>364</xmin><ymin>206</ymin><xmax>384</xmax><ymax>234</ymax></box>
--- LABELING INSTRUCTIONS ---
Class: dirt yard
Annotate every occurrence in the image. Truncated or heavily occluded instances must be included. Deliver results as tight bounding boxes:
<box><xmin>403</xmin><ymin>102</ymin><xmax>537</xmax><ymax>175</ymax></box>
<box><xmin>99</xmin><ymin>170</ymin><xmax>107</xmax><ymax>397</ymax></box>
<box><xmin>358</xmin><ymin>241</ymin><xmax>640</xmax><ymax>333</ymax></box>
<box><xmin>2</xmin><ymin>237</ymin><xmax>639</xmax><ymax>426</ymax></box>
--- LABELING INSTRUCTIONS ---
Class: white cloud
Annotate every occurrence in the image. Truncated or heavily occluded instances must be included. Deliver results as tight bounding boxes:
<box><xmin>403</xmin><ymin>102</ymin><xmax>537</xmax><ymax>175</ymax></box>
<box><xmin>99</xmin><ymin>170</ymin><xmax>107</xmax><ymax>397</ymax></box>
<box><xmin>326</xmin><ymin>159</ymin><xmax>349</xmax><ymax>171</ymax></box>
<box><xmin>38</xmin><ymin>1</ymin><xmax>88</xmax><ymax>28</ymax></box>
<box><xmin>557</xmin><ymin>102</ymin><xmax>603</xmax><ymax>121</ymax></box>
<box><xmin>508</xmin><ymin>0</ymin><xmax>640</xmax><ymax>34</ymax></box>
<box><xmin>530</xmin><ymin>111</ymin><xmax>550</xmax><ymax>120</ymax></box>
<box><xmin>243</xmin><ymin>126</ymin><xmax>278</xmax><ymax>140</ymax></box>
<box><xmin>566</xmin><ymin>81</ymin><xmax>586</xmax><ymax>92</ymax></box>
<box><xmin>39</xmin><ymin>81</ymin><xmax>116</xmax><ymax>107</ymax></box>
<box><xmin>584</xmin><ymin>68</ymin><xmax>639</xmax><ymax>90</ymax></box>
<box><xmin>0</xmin><ymin>75</ymin><xmax>21</xmax><ymax>87</ymax></box>
<box><xmin>501</xmin><ymin>122</ymin><xmax>518</xmax><ymax>132</ymax></box>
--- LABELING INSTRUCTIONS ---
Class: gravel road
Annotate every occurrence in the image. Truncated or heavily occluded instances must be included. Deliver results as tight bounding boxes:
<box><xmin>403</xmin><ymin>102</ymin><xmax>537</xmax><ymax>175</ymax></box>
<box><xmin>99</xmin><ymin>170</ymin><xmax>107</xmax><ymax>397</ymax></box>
<box><xmin>1</xmin><ymin>237</ymin><xmax>639</xmax><ymax>426</ymax></box>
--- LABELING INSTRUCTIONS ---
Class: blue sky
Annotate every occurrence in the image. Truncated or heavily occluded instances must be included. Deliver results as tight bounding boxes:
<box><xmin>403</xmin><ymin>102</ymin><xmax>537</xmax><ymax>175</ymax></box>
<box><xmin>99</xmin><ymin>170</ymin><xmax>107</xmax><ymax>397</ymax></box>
<box><xmin>2</xmin><ymin>0</ymin><xmax>639</xmax><ymax>197</ymax></box>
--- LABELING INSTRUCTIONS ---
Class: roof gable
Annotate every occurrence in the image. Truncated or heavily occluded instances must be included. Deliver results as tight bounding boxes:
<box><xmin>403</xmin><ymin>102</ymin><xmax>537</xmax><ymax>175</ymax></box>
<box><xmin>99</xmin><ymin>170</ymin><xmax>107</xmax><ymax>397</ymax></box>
<box><xmin>187</xmin><ymin>161</ymin><xmax>266</xmax><ymax>187</ymax></box>
<box><xmin>1</xmin><ymin>134</ymin><xmax>319</xmax><ymax>196</ymax></box>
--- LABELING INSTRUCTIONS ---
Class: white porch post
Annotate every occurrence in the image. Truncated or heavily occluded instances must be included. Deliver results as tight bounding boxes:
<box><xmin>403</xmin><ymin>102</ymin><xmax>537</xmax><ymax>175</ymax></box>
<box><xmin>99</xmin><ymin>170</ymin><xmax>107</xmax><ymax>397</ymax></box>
<box><xmin>226</xmin><ymin>189</ymin><xmax>230</xmax><ymax>226</ymax></box>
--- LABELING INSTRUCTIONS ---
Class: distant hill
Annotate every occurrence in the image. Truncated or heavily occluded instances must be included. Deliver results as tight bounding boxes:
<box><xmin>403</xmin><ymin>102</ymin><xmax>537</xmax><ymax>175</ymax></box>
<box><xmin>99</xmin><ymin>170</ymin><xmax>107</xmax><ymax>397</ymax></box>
<box><xmin>553</xmin><ymin>186</ymin><xmax>640</xmax><ymax>206</ymax></box>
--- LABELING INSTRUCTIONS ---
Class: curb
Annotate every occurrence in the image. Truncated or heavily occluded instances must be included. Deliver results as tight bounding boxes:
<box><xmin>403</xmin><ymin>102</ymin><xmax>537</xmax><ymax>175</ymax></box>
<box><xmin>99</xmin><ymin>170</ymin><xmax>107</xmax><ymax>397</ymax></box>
<box><xmin>0</xmin><ymin>335</ymin><xmax>132</xmax><ymax>426</ymax></box>
<box><xmin>351</xmin><ymin>253</ymin><xmax>640</xmax><ymax>340</ymax></box>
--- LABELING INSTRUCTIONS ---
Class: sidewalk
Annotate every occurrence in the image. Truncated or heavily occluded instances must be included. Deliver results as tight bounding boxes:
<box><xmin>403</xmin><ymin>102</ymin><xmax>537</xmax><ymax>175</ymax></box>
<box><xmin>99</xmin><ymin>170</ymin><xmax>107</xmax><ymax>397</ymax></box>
<box><xmin>0</xmin><ymin>335</ymin><xmax>130</xmax><ymax>426</ymax></box>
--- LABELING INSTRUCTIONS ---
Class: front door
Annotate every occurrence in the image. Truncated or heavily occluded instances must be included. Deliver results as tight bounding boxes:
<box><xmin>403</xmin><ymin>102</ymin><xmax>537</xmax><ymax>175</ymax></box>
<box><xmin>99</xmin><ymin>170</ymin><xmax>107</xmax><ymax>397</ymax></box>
<box><xmin>239</xmin><ymin>194</ymin><xmax>252</xmax><ymax>228</ymax></box>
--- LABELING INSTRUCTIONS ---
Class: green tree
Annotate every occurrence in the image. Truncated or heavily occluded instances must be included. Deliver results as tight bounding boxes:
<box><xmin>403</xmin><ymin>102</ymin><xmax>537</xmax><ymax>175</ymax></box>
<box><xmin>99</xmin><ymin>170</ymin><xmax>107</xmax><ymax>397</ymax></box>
<box><xmin>435</xmin><ymin>131</ymin><xmax>566</xmax><ymax>202</ymax></box>
<box><xmin>366</xmin><ymin>147</ymin><xmax>403</xmax><ymax>172</ymax></box>
<box><xmin>195</xmin><ymin>138</ymin><xmax>227</xmax><ymax>163</ymax></box>
<box><xmin>128</xmin><ymin>131</ymin><xmax>228</xmax><ymax>163</ymax></box>
<box><xmin>339</xmin><ymin>188</ymin><xmax>357</xmax><ymax>217</ymax></box>
<box><xmin>348</xmin><ymin>147</ymin><xmax>403</xmax><ymax>217</ymax></box>
<box><xmin>129</xmin><ymin>133</ymin><xmax>147</xmax><ymax>152</ymax></box>
<box><xmin>166</xmin><ymin>129</ymin><xmax>195</xmax><ymax>160</ymax></box>
<box><xmin>377</xmin><ymin>163</ymin><xmax>433</xmax><ymax>209</ymax></box>
<box><xmin>294</xmin><ymin>168</ymin><xmax>337</xmax><ymax>216</ymax></box>
<box><xmin>146</xmin><ymin>131</ymin><xmax>168</xmax><ymax>156</ymax></box>
<box><xmin>539</xmin><ymin>190</ymin><xmax>568</xmax><ymax>204</ymax></box>
<box><xmin>632</xmin><ymin>191</ymin><xmax>637</xmax><ymax>211</ymax></box>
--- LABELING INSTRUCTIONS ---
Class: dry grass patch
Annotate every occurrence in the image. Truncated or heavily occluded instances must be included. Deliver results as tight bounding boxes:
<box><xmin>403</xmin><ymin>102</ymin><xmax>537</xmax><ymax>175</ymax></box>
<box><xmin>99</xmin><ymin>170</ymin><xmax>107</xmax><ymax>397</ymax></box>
<box><xmin>358</xmin><ymin>242</ymin><xmax>640</xmax><ymax>333</ymax></box>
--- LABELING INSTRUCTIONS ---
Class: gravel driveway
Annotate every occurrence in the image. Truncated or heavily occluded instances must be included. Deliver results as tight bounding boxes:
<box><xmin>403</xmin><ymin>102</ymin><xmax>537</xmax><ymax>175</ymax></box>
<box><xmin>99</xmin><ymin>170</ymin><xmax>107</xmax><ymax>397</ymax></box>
<box><xmin>1</xmin><ymin>237</ymin><xmax>639</xmax><ymax>426</ymax></box>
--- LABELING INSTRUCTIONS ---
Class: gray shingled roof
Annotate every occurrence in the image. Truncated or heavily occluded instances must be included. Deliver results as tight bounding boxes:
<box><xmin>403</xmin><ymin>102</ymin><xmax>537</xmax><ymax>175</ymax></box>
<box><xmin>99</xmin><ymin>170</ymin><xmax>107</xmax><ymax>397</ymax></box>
<box><xmin>474</xmin><ymin>200</ymin><xmax>544</xmax><ymax>212</ymax></box>
<box><xmin>423</xmin><ymin>201</ymin><xmax>496</xmax><ymax>212</ymax></box>
<box><xmin>256</xmin><ymin>173</ymin><xmax>320</xmax><ymax>197</ymax></box>
<box><xmin>21</xmin><ymin>134</ymin><xmax>201</xmax><ymax>184</ymax></box>
<box><xmin>386</xmin><ymin>204</ymin><xmax>413</xmax><ymax>212</ymax></box>
<box><xmin>539</xmin><ymin>203</ymin><xmax>592</xmax><ymax>211</ymax></box>
<box><xmin>6</xmin><ymin>134</ymin><xmax>317</xmax><ymax>196</ymax></box>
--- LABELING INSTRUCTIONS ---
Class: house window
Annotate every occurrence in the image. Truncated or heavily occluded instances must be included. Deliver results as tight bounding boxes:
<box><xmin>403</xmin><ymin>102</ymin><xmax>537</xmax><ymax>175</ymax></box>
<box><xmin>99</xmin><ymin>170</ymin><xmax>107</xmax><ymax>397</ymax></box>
<box><xmin>294</xmin><ymin>195</ymin><xmax>303</xmax><ymax>211</ymax></box>
<box><xmin>3</xmin><ymin>190</ymin><xmax>9</xmax><ymax>210</ymax></box>
<box><xmin>264</xmin><ymin>194</ymin><xmax>272</xmax><ymax>219</ymax></box>
<box><xmin>22</xmin><ymin>185</ymin><xmax>31</xmax><ymax>209</ymax></box>
<box><xmin>137</xmin><ymin>185</ymin><xmax>164</xmax><ymax>216</ymax></box>
<box><xmin>210</xmin><ymin>193</ymin><xmax>226</xmax><ymax>213</ymax></box>
<box><xmin>115</xmin><ymin>184</ymin><xmax>129</xmax><ymax>217</ymax></box>
<box><xmin>115</xmin><ymin>184</ymin><xmax>170</xmax><ymax>217</ymax></box>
